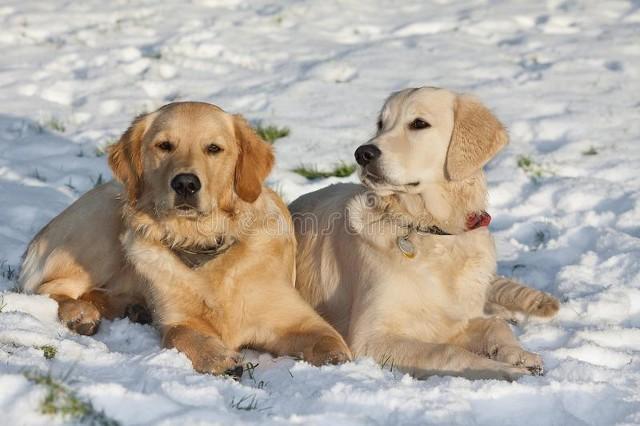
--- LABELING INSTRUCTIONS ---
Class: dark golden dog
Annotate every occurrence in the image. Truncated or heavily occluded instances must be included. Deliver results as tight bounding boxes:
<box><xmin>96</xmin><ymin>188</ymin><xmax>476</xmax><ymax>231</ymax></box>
<box><xmin>20</xmin><ymin>102</ymin><xmax>351</xmax><ymax>376</ymax></box>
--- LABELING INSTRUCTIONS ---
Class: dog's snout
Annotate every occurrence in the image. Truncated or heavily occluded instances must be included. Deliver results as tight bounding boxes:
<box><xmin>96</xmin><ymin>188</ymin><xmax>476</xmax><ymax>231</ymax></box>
<box><xmin>355</xmin><ymin>144</ymin><xmax>382</xmax><ymax>166</ymax></box>
<box><xmin>171</xmin><ymin>173</ymin><xmax>201</xmax><ymax>197</ymax></box>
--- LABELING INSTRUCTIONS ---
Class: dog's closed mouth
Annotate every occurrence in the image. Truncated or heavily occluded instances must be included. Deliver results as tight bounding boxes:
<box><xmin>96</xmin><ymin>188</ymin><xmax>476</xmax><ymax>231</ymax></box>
<box><xmin>174</xmin><ymin>204</ymin><xmax>199</xmax><ymax>216</ymax></box>
<box><xmin>364</xmin><ymin>172</ymin><xmax>419</xmax><ymax>190</ymax></box>
<box><xmin>364</xmin><ymin>171</ymin><xmax>385</xmax><ymax>183</ymax></box>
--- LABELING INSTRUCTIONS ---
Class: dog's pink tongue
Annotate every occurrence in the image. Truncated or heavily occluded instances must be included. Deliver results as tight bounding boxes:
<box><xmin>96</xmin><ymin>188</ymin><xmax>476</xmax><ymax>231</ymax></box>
<box><xmin>466</xmin><ymin>211</ymin><xmax>491</xmax><ymax>230</ymax></box>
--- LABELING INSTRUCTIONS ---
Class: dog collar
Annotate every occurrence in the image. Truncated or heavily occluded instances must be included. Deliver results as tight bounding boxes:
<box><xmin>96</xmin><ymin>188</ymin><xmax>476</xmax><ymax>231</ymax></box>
<box><xmin>466</xmin><ymin>211</ymin><xmax>491</xmax><ymax>230</ymax></box>
<box><xmin>396</xmin><ymin>211</ymin><xmax>491</xmax><ymax>258</ymax></box>
<box><xmin>168</xmin><ymin>236</ymin><xmax>237</xmax><ymax>269</ymax></box>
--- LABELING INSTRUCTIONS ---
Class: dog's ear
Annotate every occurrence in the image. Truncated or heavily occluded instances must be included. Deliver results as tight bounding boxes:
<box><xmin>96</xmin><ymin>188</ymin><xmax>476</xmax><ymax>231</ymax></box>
<box><xmin>233</xmin><ymin>115</ymin><xmax>274</xmax><ymax>203</ymax></box>
<box><xmin>108</xmin><ymin>112</ymin><xmax>155</xmax><ymax>204</ymax></box>
<box><xmin>445</xmin><ymin>95</ymin><xmax>508</xmax><ymax>181</ymax></box>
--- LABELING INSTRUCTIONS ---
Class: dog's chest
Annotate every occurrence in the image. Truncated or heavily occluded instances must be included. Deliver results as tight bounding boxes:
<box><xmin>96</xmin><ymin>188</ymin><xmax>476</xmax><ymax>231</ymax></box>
<box><xmin>125</xmin><ymin>234</ymin><xmax>237</xmax><ymax>317</ymax></box>
<box><xmin>378</xmin><ymin>229</ymin><xmax>496</xmax><ymax>334</ymax></box>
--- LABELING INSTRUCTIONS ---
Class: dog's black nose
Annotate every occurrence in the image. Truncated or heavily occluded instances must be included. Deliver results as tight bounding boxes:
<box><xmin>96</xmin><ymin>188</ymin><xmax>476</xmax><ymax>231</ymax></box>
<box><xmin>355</xmin><ymin>144</ymin><xmax>382</xmax><ymax>166</ymax></box>
<box><xmin>171</xmin><ymin>173</ymin><xmax>201</xmax><ymax>196</ymax></box>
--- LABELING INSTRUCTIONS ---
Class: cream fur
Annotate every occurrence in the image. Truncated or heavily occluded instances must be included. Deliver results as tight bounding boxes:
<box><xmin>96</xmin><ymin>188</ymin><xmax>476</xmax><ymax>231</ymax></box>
<box><xmin>290</xmin><ymin>88</ymin><xmax>559</xmax><ymax>380</ymax></box>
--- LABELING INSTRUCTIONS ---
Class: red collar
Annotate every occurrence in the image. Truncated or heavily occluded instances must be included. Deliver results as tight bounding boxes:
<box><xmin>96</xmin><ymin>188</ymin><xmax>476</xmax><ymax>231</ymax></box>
<box><xmin>466</xmin><ymin>211</ymin><xmax>491</xmax><ymax>230</ymax></box>
<box><xmin>413</xmin><ymin>211</ymin><xmax>491</xmax><ymax>236</ymax></box>
<box><xmin>397</xmin><ymin>211</ymin><xmax>492</xmax><ymax>258</ymax></box>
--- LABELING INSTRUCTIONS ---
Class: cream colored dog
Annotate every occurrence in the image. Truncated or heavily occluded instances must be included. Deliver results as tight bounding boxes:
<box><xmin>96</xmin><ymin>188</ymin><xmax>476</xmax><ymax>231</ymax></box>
<box><xmin>290</xmin><ymin>87</ymin><xmax>559</xmax><ymax>380</ymax></box>
<box><xmin>19</xmin><ymin>102</ymin><xmax>351</xmax><ymax>376</ymax></box>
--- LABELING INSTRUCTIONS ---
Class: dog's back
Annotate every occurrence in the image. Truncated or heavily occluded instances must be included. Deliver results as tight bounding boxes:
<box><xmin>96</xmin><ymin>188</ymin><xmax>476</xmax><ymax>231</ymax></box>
<box><xmin>19</xmin><ymin>181</ymin><xmax>127</xmax><ymax>298</ymax></box>
<box><xmin>290</xmin><ymin>183</ymin><xmax>366</xmax><ymax>336</ymax></box>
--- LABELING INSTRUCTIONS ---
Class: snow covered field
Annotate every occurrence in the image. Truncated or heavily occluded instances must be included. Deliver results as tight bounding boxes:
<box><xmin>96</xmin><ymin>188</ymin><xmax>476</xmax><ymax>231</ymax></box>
<box><xmin>1</xmin><ymin>0</ymin><xmax>639</xmax><ymax>424</ymax></box>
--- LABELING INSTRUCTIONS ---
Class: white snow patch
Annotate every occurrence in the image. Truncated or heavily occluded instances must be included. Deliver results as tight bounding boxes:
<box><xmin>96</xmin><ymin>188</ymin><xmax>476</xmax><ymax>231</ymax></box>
<box><xmin>1</xmin><ymin>0</ymin><xmax>639</xmax><ymax>424</ymax></box>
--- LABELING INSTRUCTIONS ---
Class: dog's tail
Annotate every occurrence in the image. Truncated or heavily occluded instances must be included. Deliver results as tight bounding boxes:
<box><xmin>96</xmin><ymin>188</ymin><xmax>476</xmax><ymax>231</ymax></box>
<box><xmin>487</xmin><ymin>276</ymin><xmax>560</xmax><ymax>318</ymax></box>
<box><xmin>18</xmin><ymin>238</ymin><xmax>47</xmax><ymax>294</ymax></box>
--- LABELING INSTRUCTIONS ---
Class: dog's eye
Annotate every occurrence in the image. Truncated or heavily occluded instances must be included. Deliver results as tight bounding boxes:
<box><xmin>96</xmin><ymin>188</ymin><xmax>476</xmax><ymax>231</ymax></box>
<box><xmin>207</xmin><ymin>144</ymin><xmax>222</xmax><ymax>154</ymax></box>
<box><xmin>409</xmin><ymin>118</ymin><xmax>431</xmax><ymax>130</ymax></box>
<box><xmin>157</xmin><ymin>141</ymin><xmax>173</xmax><ymax>152</ymax></box>
<box><xmin>376</xmin><ymin>119</ymin><xmax>383</xmax><ymax>131</ymax></box>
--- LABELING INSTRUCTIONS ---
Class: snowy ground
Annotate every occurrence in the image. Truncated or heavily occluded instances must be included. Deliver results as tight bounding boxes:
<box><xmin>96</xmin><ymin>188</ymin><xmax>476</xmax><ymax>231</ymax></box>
<box><xmin>1</xmin><ymin>0</ymin><xmax>639</xmax><ymax>424</ymax></box>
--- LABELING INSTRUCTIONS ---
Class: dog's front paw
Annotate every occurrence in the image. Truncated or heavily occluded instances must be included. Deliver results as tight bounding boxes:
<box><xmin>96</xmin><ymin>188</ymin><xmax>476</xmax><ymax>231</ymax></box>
<box><xmin>527</xmin><ymin>293</ymin><xmax>560</xmax><ymax>318</ymax></box>
<box><xmin>190</xmin><ymin>350</ymin><xmax>243</xmax><ymax>377</ymax></box>
<box><xmin>470</xmin><ymin>359</ymin><xmax>532</xmax><ymax>381</ymax></box>
<box><xmin>57</xmin><ymin>299</ymin><xmax>101</xmax><ymax>336</ymax></box>
<box><xmin>163</xmin><ymin>325</ymin><xmax>243</xmax><ymax>378</ymax></box>
<box><xmin>501</xmin><ymin>364</ymin><xmax>533</xmax><ymax>381</ymax></box>
<box><xmin>308</xmin><ymin>335</ymin><xmax>352</xmax><ymax>366</ymax></box>
<box><xmin>491</xmin><ymin>345</ymin><xmax>544</xmax><ymax>376</ymax></box>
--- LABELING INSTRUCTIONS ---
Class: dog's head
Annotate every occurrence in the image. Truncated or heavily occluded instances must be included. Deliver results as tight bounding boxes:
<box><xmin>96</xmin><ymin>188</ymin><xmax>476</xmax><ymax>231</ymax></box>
<box><xmin>108</xmin><ymin>102</ymin><xmax>273</xmax><ymax>218</ymax></box>
<box><xmin>355</xmin><ymin>87</ymin><xmax>508</xmax><ymax>194</ymax></box>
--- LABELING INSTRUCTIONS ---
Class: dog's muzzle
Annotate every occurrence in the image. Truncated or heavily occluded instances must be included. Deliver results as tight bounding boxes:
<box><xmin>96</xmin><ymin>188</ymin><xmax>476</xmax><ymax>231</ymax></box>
<box><xmin>355</xmin><ymin>144</ymin><xmax>381</xmax><ymax>167</ymax></box>
<box><xmin>171</xmin><ymin>173</ymin><xmax>201</xmax><ymax>210</ymax></box>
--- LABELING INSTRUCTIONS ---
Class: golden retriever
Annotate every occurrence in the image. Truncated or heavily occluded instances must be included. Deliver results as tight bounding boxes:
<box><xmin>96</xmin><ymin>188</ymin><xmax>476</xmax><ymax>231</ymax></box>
<box><xmin>19</xmin><ymin>102</ymin><xmax>351</xmax><ymax>376</ymax></box>
<box><xmin>290</xmin><ymin>87</ymin><xmax>559</xmax><ymax>380</ymax></box>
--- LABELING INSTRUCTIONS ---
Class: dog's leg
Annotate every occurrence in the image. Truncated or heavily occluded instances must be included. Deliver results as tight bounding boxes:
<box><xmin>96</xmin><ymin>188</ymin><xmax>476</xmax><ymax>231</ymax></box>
<box><xmin>247</xmin><ymin>289</ymin><xmax>352</xmax><ymax>366</ymax></box>
<box><xmin>455</xmin><ymin>317</ymin><xmax>544</xmax><ymax>375</ymax></box>
<box><xmin>263</xmin><ymin>324</ymin><xmax>351</xmax><ymax>366</ymax></box>
<box><xmin>483</xmin><ymin>302</ymin><xmax>520</xmax><ymax>324</ymax></box>
<box><xmin>356</xmin><ymin>334</ymin><xmax>530</xmax><ymax>381</ymax></box>
<box><xmin>162</xmin><ymin>324</ymin><xmax>243</xmax><ymax>377</ymax></box>
<box><xmin>37</xmin><ymin>274</ymin><xmax>130</xmax><ymax>335</ymax></box>
<box><xmin>123</xmin><ymin>303</ymin><xmax>152</xmax><ymax>324</ymax></box>
<box><xmin>487</xmin><ymin>276</ymin><xmax>560</xmax><ymax>318</ymax></box>
<box><xmin>48</xmin><ymin>288</ymin><xmax>110</xmax><ymax>336</ymax></box>
<box><xmin>105</xmin><ymin>265</ymin><xmax>150</xmax><ymax>323</ymax></box>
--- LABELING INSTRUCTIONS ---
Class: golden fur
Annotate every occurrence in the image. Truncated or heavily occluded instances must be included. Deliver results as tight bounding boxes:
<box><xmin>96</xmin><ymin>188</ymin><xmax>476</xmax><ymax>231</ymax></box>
<box><xmin>19</xmin><ymin>102</ymin><xmax>350</xmax><ymax>375</ymax></box>
<box><xmin>290</xmin><ymin>88</ymin><xmax>559</xmax><ymax>380</ymax></box>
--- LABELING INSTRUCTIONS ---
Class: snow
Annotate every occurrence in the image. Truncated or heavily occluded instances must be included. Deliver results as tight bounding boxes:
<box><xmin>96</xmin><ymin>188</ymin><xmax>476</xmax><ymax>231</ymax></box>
<box><xmin>0</xmin><ymin>0</ymin><xmax>639</xmax><ymax>424</ymax></box>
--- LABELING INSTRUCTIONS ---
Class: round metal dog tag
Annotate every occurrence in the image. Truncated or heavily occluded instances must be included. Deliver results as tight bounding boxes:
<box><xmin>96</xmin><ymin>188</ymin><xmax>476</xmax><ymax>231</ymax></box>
<box><xmin>397</xmin><ymin>236</ymin><xmax>416</xmax><ymax>259</ymax></box>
